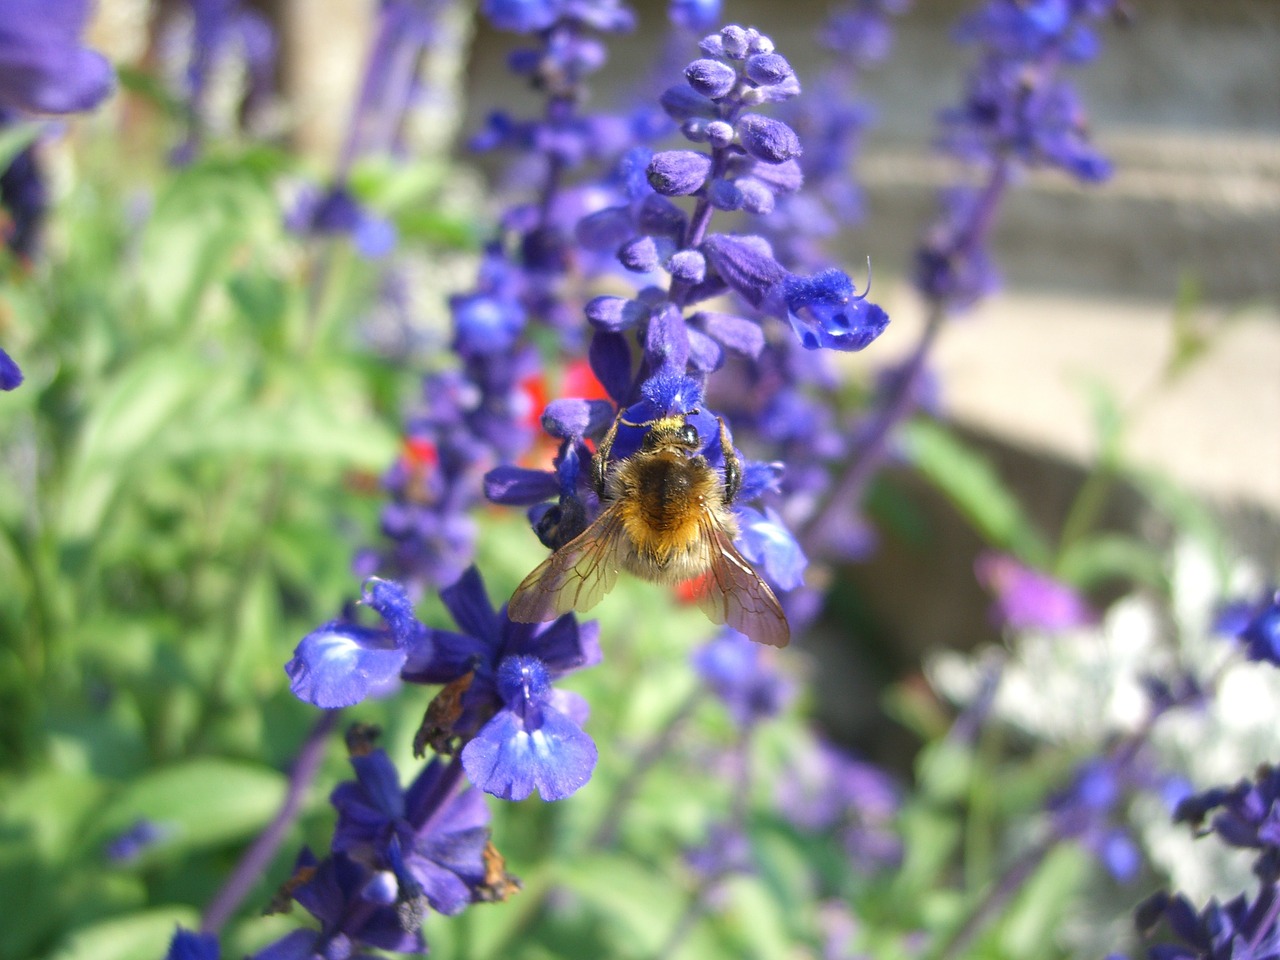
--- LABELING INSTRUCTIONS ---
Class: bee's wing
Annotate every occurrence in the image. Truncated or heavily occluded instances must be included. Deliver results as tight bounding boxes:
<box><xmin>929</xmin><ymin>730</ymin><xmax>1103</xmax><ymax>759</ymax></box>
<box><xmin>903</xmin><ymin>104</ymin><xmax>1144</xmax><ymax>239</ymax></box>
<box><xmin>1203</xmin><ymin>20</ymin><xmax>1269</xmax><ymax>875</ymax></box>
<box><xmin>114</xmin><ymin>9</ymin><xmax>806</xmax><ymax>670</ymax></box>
<box><xmin>692</xmin><ymin>514</ymin><xmax>791</xmax><ymax>648</ymax></box>
<box><xmin>507</xmin><ymin>506</ymin><xmax>628</xmax><ymax>623</ymax></box>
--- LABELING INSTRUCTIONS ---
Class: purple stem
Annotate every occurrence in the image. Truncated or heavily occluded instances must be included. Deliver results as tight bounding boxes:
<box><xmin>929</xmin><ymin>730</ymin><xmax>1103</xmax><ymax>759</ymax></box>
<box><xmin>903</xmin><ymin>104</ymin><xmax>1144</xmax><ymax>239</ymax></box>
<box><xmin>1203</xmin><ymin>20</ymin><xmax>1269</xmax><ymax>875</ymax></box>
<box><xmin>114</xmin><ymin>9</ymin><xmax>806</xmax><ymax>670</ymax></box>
<box><xmin>798</xmin><ymin>157</ymin><xmax>1012</xmax><ymax>552</ymax></box>
<box><xmin>201</xmin><ymin>709</ymin><xmax>341</xmax><ymax>933</ymax></box>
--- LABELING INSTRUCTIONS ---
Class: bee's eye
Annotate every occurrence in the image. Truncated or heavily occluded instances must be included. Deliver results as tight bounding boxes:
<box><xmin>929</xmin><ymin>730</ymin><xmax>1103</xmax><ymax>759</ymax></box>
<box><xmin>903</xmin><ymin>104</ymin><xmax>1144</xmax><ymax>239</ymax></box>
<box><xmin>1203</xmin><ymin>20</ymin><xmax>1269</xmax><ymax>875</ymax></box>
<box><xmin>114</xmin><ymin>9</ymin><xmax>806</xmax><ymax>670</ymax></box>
<box><xmin>679</xmin><ymin>424</ymin><xmax>699</xmax><ymax>447</ymax></box>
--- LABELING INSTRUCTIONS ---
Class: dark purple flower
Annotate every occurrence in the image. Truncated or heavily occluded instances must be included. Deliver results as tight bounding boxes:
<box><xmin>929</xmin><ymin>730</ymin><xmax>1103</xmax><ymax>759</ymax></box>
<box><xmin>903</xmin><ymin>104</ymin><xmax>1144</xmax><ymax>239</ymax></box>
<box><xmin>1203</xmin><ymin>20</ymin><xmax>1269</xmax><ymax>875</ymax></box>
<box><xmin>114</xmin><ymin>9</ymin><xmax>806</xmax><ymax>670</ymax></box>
<box><xmin>330</xmin><ymin>750</ymin><xmax>490</xmax><ymax>915</ymax></box>
<box><xmin>104</xmin><ymin>818</ymin><xmax>171</xmax><ymax>864</ymax></box>
<box><xmin>287</xmin><ymin>183</ymin><xmax>396</xmax><ymax>259</ymax></box>
<box><xmin>165</xmin><ymin>928</ymin><xmax>219</xmax><ymax>960</ymax></box>
<box><xmin>1135</xmin><ymin>885</ymin><xmax>1280</xmax><ymax>960</ymax></box>
<box><xmin>0</xmin><ymin>117</ymin><xmax>46</xmax><ymax>260</ymax></box>
<box><xmin>0</xmin><ymin>347</ymin><xmax>23</xmax><ymax>391</ymax></box>
<box><xmin>0</xmin><ymin>0</ymin><xmax>114</xmax><ymax>115</ymax></box>
<box><xmin>1216</xmin><ymin>589</ymin><xmax>1280</xmax><ymax>668</ymax></box>
<box><xmin>1174</xmin><ymin>765</ymin><xmax>1280</xmax><ymax>883</ymax></box>
<box><xmin>974</xmin><ymin>551</ymin><xmax>1093</xmax><ymax>632</ymax></box>
<box><xmin>249</xmin><ymin>849</ymin><xmax>425</xmax><ymax>959</ymax></box>
<box><xmin>286</xmin><ymin>579</ymin><xmax>434</xmax><ymax>709</ymax></box>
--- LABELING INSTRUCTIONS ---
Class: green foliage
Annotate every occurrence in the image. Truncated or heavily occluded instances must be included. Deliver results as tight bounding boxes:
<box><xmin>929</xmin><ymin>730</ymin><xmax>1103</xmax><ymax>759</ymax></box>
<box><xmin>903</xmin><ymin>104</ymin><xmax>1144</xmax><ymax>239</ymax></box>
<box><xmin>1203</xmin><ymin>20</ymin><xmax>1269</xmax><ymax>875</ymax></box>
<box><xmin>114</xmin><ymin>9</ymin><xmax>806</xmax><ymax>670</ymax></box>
<box><xmin>0</xmin><ymin>118</ymin><xmax>431</xmax><ymax>957</ymax></box>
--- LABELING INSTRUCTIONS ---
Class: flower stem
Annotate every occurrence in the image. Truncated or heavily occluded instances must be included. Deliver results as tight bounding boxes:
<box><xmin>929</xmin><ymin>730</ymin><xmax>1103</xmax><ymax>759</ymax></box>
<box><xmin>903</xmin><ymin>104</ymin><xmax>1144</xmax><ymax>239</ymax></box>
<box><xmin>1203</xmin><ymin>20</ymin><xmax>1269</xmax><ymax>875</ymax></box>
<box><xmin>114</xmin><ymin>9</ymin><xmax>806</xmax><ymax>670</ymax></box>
<box><xmin>591</xmin><ymin>688</ymin><xmax>702</xmax><ymax>847</ymax></box>
<box><xmin>201</xmin><ymin>709</ymin><xmax>341</xmax><ymax>933</ymax></box>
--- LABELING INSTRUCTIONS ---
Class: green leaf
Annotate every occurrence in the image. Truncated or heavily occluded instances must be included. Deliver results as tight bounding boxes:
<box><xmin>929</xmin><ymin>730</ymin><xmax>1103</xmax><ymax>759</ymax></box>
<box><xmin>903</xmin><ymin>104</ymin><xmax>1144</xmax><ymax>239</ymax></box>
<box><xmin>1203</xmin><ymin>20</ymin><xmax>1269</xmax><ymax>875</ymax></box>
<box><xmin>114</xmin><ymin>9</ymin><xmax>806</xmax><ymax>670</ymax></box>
<box><xmin>916</xmin><ymin>739</ymin><xmax>975</xmax><ymax>804</ymax></box>
<box><xmin>1055</xmin><ymin>533</ymin><xmax>1167</xmax><ymax>590</ymax></box>
<box><xmin>58</xmin><ymin>350</ymin><xmax>208</xmax><ymax>540</ymax></box>
<box><xmin>85</xmin><ymin>758</ymin><xmax>287</xmax><ymax>862</ymax></box>
<box><xmin>889</xmin><ymin>806</ymin><xmax>962</xmax><ymax>902</ymax></box>
<box><xmin>45</xmin><ymin>906</ymin><xmax>199</xmax><ymax>960</ymax></box>
<box><xmin>997</xmin><ymin>844</ymin><xmax>1090</xmax><ymax>957</ymax></box>
<box><xmin>900</xmin><ymin>420</ymin><xmax>1049</xmax><ymax>563</ymax></box>
<box><xmin>558</xmin><ymin>854</ymin><xmax>684</xmax><ymax>957</ymax></box>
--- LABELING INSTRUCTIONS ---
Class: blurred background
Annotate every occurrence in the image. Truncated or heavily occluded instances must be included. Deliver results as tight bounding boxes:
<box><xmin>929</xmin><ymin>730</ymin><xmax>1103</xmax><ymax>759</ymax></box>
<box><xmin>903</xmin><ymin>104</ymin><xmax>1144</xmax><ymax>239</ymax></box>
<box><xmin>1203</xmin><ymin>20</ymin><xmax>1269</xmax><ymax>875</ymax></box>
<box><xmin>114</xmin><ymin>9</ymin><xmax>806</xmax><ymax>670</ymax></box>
<box><xmin>105</xmin><ymin>0</ymin><xmax>1280</xmax><ymax>750</ymax></box>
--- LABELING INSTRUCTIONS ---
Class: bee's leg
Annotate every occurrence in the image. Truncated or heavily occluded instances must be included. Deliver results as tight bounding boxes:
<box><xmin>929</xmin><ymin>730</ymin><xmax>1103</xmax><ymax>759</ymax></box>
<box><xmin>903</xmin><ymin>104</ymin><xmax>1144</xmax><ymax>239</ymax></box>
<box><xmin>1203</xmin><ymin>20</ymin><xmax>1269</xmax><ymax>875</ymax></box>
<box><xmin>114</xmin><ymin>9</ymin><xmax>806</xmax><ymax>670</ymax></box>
<box><xmin>717</xmin><ymin>416</ymin><xmax>742</xmax><ymax>504</ymax></box>
<box><xmin>592</xmin><ymin>410</ymin><xmax>624</xmax><ymax>499</ymax></box>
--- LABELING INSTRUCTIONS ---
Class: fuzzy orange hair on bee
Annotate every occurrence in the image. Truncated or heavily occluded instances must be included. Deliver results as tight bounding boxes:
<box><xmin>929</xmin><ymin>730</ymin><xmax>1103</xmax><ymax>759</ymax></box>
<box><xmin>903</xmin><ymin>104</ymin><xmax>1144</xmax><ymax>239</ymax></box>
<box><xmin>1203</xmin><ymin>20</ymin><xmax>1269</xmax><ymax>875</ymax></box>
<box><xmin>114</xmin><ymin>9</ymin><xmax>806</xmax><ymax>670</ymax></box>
<box><xmin>507</xmin><ymin>411</ymin><xmax>790</xmax><ymax>647</ymax></box>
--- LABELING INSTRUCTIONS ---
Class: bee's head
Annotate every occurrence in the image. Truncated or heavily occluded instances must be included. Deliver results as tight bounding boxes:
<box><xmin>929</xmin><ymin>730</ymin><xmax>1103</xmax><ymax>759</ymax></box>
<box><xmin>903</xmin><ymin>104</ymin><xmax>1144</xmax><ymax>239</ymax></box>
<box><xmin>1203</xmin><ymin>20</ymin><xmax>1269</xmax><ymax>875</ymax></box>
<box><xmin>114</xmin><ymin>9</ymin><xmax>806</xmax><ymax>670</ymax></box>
<box><xmin>639</xmin><ymin>415</ymin><xmax>701</xmax><ymax>452</ymax></box>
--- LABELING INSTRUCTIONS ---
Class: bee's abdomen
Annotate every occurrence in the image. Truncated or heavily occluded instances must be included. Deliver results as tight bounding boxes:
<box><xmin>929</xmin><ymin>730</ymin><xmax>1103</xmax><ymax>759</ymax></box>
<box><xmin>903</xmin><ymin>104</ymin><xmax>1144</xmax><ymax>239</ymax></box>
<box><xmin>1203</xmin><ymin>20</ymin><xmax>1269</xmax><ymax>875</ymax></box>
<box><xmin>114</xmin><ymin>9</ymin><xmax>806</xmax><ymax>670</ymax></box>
<box><xmin>632</xmin><ymin>458</ymin><xmax>699</xmax><ymax>531</ymax></box>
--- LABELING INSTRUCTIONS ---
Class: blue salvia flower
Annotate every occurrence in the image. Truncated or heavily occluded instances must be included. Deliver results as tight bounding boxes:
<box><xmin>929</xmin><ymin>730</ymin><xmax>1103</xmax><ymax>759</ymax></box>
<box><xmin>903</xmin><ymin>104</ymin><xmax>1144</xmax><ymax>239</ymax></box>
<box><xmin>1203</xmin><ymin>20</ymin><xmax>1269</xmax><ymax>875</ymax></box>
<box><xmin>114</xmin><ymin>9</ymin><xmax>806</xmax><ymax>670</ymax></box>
<box><xmin>1132</xmin><ymin>887</ymin><xmax>1280</xmax><ymax>960</ymax></box>
<box><xmin>1127</xmin><ymin>765</ymin><xmax>1280</xmax><ymax>960</ymax></box>
<box><xmin>250</xmin><ymin>848</ymin><xmax>426</xmax><ymax>959</ymax></box>
<box><xmin>103</xmin><ymin>818</ymin><xmax>172</xmax><ymax>864</ymax></box>
<box><xmin>329</xmin><ymin>750</ymin><xmax>491</xmax><ymax>915</ymax></box>
<box><xmin>286</xmin><ymin>578</ymin><xmax>435</xmax><ymax>709</ymax></box>
<box><xmin>287</xmin><ymin>567</ymin><xmax>601</xmax><ymax>801</ymax></box>
<box><xmin>1215</xmin><ymin>589</ymin><xmax>1280</xmax><ymax>668</ymax></box>
<box><xmin>776</xmin><ymin>734</ymin><xmax>903</xmax><ymax>872</ymax></box>
<box><xmin>1174</xmin><ymin>765</ymin><xmax>1280</xmax><ymax>884</ymax></box>
<box><xmin>164</xmin><ymin>928</ymin><xmax>220</xmax><ymax>960</ymax></box>
<box><xmin>0</xmin><ymin>0</ymin><xmax>114</xmax><ymax>115</ymax></box>
<box><xmin>1045</xmin><ymin>754</ymin><xmax>1159</xmax><ymax>883</ymax></box>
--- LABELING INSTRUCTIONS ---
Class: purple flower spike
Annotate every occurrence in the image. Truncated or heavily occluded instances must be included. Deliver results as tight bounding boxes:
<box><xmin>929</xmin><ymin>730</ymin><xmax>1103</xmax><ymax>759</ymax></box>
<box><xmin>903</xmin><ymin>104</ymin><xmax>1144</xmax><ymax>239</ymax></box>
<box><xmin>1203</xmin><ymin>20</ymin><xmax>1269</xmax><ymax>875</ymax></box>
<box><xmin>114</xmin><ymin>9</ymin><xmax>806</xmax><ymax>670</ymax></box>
<box><xmin>462</xmin><ymin>656</ymin><xmax>598</xmax><ymax>801</ymax></box>
<box><xmin>648</xmin><ymin>149</ymin><xmax>713</xmax><ymax>196</ymax></box>
<box><xmin>0</xmin><ymin>0</ymin><xmax>115</xmax><ymax>115</ymax></box>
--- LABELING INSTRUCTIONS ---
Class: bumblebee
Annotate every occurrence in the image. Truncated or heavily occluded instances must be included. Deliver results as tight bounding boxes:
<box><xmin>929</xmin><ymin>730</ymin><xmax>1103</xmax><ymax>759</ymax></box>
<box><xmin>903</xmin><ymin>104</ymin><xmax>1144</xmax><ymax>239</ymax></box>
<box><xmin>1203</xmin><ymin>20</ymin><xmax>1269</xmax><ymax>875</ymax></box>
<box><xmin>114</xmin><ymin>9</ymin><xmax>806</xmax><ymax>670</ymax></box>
<box><xmin>507</xmin><ymin>412</ymin><xmax>790</xmax><ymax>647</ymax></box>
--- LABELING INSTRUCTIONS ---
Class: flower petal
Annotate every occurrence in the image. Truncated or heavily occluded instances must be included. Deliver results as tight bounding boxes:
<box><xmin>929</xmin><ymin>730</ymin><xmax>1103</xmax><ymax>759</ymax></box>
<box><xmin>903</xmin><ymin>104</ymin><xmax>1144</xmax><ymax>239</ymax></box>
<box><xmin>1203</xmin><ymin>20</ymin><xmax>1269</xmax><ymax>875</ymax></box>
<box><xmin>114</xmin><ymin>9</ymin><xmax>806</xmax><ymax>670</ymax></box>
<box><xmin>285</xmin><ymin>622</ymin><xmax>406</xmax><ymax>708</ymax></box>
